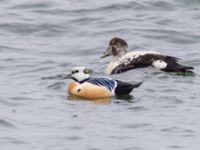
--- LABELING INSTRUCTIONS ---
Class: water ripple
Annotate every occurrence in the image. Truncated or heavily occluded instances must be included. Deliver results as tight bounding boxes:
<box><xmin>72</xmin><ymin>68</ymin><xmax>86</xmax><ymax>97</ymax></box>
<box><xmin>0</xmin><ymin>119</ymin><xmax>15</xmax><ymax>128</ymax></box>
<box><xmin>0</xmin><ymin>0</ymin><xmax>200</xmax><ymax>150</ymax></box>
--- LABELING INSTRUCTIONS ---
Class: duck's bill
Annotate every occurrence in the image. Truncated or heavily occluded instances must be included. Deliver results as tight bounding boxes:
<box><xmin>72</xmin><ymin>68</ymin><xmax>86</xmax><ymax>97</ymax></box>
<box><xmin>63</xmin><ymin>74</ymin><xmax>72</xmax><ymax>79</ymax></box>
<box><xmin>101</xmin><ymin>52</ymin><xmax>110</xmax><ymax>58</ymax></box>
<box><xmin>101</xmin><ymin>47</ymin><xmax>111</xmax><ymax>58</ymax></box>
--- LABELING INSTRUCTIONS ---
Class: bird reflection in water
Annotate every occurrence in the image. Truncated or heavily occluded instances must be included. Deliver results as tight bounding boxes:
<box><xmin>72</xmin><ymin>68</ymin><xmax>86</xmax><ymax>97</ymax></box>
<box><xmin>67</xmin><ymin>94</ymin><xmax>134</xmax><ymax>104</ymax></box>
<box><xmin>67</xmin><ymin>95</ymin><xmax>112</xmax><ymax>104</ymax></box>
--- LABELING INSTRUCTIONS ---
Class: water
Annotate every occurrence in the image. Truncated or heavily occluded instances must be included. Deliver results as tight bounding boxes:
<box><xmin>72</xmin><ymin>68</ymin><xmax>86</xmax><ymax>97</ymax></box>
<box><xmin>1</xmin><ymin>0</ymin><xmax>200</xmax><ymax>149</ymax></box>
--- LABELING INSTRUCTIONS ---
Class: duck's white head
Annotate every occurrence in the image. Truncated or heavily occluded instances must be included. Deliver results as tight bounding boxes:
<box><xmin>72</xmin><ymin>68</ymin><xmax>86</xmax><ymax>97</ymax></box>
<box><xmin>68</xmin><ymin>66</ymin><xmax>92</xmax><ymax>83</ymax></box>
<box><xmin>101</xmin><ymin>37</ymin><xmax>128</xmax><ymax>59</ymax></box>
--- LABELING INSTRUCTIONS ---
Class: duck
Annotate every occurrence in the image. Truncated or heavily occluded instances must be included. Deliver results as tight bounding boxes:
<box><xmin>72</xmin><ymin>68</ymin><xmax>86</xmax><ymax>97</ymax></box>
<box><xmin>65</xmin><ymin>66</ymin><xmax>142</xmax><ymax>99</ymax></box>
<box><xmin>101</xmin><ymin>37</ymin><xmax>194</xmax><ymax>75</ymax></box>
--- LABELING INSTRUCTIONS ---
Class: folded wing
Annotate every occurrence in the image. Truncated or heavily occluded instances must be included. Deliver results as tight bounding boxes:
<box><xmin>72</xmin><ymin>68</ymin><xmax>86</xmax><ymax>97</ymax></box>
<box><xmin>111</xmin><ymin>53</ymin><xmax>193</xmax><ymax>74</ymax></box>
<box><xmin>87</xmin><ymin>78</ymin><xmax>117</xmax><ymax>92</ymax></box>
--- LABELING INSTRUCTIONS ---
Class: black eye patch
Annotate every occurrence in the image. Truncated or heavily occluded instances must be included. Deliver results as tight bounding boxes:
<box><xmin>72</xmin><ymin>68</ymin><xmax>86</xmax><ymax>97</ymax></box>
<box><xmin>72</xmin><ymin>70</ymin><xmax>79</xmax><ymax>74</ymax></box>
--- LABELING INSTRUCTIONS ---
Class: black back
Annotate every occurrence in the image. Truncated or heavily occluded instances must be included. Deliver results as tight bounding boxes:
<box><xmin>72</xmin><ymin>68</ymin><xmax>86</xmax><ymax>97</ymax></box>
<box><xmin>115</xmin><ymin>80</ymin><xmax>142</xmax><ymax>95</ymax></box>
<box><xmin>111</xmin><ymin>53</ymin><xmax>193</xmax><ymax>74</ymax></box>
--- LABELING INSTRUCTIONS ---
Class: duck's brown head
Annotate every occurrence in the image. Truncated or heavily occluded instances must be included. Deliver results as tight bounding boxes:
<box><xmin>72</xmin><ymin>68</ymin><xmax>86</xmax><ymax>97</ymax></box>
<box><xmin>101</xmin><ymin>37</ymin><xmax>128</xmax><ymax>58</ymax></box>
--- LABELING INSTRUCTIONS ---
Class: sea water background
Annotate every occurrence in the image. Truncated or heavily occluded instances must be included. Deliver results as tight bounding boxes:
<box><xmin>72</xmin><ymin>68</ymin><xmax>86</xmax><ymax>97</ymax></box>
<box><xmin>0</xmin><ymin>0</ymin><xmax>200</xmax><ymax>150</ymax></box>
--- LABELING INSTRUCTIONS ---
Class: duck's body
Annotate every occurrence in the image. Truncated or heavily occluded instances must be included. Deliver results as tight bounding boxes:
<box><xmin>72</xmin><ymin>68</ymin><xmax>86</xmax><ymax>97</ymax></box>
<box><xmin>68</xmin><ymin>78</ymin><xmax>115</xmax><ymax>99</ymax></box>
<box><xmin>106</xmin><ymin>50</ymin><xmax>160</xmax><ymax>74</ymax></box>
<box><xmin>67</xmin><ymin>67</ymin><xmax>141</xmax><ymax>99</ymax></box>
<box><xmin>102</xmin><ymin>37</ymin><xmax>194</xmax><ymax>75</ymax></box>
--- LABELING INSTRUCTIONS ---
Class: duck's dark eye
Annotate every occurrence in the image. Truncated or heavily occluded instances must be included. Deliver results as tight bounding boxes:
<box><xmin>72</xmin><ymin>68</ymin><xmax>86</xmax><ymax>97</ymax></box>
<box><xmin>111</xmin><ymin>48</ymin><xmax>118</xmax><ymax>56</ymax></box>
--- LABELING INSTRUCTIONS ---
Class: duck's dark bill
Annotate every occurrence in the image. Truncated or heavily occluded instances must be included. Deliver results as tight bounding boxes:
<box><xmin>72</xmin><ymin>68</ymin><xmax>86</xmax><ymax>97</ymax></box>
<box><xmin>63</xmin><ymin>74</ymin><xmax>72</xmax><ymax>79</ymax></box>
<box><xmin>101</xmin><ymin>53</ymin><xmax>110</xmax><ymax>58</ymax></box>
<box><xmin>101</xmin><ymin>49</ymin><xmax>110</xmax><ymax>58</ymax></box>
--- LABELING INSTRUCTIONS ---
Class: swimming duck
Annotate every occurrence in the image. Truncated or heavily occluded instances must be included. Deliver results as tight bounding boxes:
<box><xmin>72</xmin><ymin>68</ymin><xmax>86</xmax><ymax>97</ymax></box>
<box><xmin>65</xmin><ymin>66</ymin><xmax>142</xmax><ymax>99</ymax></box>
<box><xmin>101</xmin><ymin>37</ymin><xmax>194</xmax><ymax>75</ymax></box>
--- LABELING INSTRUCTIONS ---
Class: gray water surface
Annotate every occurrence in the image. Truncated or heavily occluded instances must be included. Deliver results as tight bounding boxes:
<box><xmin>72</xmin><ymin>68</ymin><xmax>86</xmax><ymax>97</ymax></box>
<box><xmin>1</xmin><ymin>0</ymin><xmax>200</xmax><ymax>150</ymax></box>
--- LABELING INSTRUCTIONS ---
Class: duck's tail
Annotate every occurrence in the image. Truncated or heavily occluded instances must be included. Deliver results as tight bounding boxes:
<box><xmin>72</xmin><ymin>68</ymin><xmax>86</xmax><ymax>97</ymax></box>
<box><xmin>162</xmin><ymin>63</ymin><xmax>194</xmax><ymax>74</ymax></box>
<box><xmin>176</xmin><ymin>65</ymin><xmax>194</xmax><ymax>72</ymax></box>
<box><xmin>115</xmin><ymin>81</ymin><xmax>142</xmax><ymax>95</ymax></box>
<box><xmin>160</xmin><ymin>56</ymin><xmax>194</xmax><ymax>74</ymax></box>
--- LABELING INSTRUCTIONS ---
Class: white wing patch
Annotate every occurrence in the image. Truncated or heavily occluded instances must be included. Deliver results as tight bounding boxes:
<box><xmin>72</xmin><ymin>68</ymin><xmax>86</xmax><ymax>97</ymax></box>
<box><xmin>118</xmin><ymin>51</ymin><xmax>160</xmax><ymax>64</ymax></box>
<box><xmin>152</xmin><ymin>60</ymin><xmax>167</xmax><ymax>69</ymax></box>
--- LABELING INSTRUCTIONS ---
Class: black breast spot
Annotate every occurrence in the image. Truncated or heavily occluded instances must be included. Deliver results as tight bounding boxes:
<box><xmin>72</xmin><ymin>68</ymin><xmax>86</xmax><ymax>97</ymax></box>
<box><xmin>77</xmin><ymin>89</ymin><xmax>81</xmax><ymax>92</ymax></box>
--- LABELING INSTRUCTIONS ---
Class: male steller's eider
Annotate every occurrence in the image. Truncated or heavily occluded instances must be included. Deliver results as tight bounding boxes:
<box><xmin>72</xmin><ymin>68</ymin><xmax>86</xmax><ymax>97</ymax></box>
<box><xmin>65</xmin><ymin>66</ymin><xmax>142</xmax><ymax>99</ymax></box>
